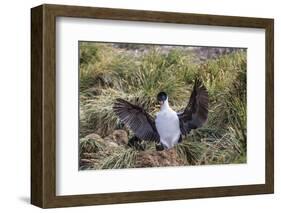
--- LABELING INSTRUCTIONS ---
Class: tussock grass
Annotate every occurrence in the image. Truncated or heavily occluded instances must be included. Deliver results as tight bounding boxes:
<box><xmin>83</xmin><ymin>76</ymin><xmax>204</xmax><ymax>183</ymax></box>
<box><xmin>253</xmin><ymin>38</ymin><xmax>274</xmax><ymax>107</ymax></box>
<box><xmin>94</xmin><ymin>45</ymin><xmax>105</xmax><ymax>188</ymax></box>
<box><xmin>80</xmin><ymin>89</ymin><xmax>120</xmax><ymax>137</ymax></box>
<box><xmin>98</xmin><ymin>147</ymin><xmax>138</xmax><ymax>169</ymax></box>
<box><xmin>79</xmin><ymin>138</ymin><xmax>105</xmax><ymax>155</ymax></box>
<box><xmin>79</xmin><ymin>42</ymin><xmax>247</xmax><ymax>169</ymax></box>
<box><xmin>175</xmin><ymin>141</ymin><xmax>205</xmax><ymax>165</ymax></box>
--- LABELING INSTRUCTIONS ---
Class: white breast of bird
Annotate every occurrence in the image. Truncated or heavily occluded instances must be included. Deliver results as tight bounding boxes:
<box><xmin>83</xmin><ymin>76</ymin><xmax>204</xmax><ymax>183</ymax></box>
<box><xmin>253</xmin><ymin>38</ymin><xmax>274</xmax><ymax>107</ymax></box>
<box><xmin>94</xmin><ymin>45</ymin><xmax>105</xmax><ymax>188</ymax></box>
<box><xmin>155</xmin><ymin>108</ymin><xmax>181</xmax><ymax>149</ymax></box>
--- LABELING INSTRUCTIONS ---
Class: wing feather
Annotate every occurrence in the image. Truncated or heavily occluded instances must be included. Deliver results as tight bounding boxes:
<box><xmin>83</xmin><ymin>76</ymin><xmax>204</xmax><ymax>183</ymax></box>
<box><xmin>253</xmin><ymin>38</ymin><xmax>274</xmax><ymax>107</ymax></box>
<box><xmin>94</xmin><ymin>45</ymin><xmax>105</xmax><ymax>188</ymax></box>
<box><xmin>113</xmin><ymin>98</ymin><xmax>160</xmax><ymax>142</ymax></box>
<box><xmin>178</xmin><ymin>79</ymin><xmax>209</xmax><ymax>135</ymax></box>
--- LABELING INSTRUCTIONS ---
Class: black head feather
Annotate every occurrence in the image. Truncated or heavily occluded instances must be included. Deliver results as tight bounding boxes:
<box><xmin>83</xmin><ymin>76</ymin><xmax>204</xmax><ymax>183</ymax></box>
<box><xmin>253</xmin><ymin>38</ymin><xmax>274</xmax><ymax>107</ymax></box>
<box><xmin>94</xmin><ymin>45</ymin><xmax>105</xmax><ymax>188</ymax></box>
<box><xmin>157</xmin><ymin>92</ymin><xmax>167</xmax><ymax>102</ymax></box>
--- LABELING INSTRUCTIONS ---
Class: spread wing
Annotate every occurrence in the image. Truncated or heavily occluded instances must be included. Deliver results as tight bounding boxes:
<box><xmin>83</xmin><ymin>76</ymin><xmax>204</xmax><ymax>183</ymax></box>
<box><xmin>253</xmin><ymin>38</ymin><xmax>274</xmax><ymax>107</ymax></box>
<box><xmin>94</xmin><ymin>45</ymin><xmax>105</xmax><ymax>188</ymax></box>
<box><xmin>178</xmin><ymin>79</ymin><xmax>209</xmax><ymax>135</ymax></box>
<box><xmin>113</xmin><ymin>98</ymin><xmax>160</xmax><ymax>142</ymax></box>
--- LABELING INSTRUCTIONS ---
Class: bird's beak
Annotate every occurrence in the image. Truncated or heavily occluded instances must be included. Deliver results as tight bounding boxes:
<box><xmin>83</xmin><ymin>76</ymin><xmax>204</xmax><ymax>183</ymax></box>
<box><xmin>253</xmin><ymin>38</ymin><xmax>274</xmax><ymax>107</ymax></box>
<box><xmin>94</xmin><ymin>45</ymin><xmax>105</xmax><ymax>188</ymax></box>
<box><xmin>159</xmin><ymin>101</ymin><xmax>164</xmax><ymax>105</ymax></box>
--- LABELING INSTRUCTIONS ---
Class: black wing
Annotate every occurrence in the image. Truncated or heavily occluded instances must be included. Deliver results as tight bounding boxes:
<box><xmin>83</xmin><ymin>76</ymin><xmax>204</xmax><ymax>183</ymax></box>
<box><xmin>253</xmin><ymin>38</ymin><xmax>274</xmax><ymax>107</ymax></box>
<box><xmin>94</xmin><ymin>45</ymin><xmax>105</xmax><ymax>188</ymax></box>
<box><xmin>178</xmin><ymin>79</ymin><xmax>209</xmax><ymax>135</ymax></box>
<box><xmin>113</xmin><ymin>98</ymin><xmax>160</xmax><ymax>142</ymax></box>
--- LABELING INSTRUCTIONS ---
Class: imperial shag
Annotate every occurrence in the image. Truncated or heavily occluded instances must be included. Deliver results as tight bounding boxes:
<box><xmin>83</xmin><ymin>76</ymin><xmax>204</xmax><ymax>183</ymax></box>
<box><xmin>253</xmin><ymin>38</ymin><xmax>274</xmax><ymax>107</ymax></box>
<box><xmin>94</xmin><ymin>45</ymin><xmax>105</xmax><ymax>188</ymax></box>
<box><xmin>113</xmin><ymin>79</ymin><xmax>209</xmax><ymax>150</ymax></box>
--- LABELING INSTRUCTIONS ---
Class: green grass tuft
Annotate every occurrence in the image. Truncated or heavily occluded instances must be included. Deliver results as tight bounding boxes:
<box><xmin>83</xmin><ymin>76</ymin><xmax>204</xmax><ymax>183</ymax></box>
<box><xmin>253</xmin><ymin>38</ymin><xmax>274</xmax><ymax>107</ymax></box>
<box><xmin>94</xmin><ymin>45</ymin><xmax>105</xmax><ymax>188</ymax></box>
<box><xmin>98</xmin><ymin>147</ymin><xmax>138</xmax><ymax>169</ymax></box>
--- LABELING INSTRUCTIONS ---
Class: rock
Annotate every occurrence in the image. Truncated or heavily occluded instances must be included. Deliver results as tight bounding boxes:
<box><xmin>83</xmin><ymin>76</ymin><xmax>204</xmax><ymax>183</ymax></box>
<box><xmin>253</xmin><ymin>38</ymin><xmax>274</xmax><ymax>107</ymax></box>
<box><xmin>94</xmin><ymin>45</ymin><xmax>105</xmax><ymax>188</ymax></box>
<box><xmin>104</xmin><ymin>135</ymin><xmax>114</xmax><ymax>143</ymax></box>
<box><xmin>102</xmin><ymin>135</ymin><xmax>120</xmax><ymax>148</ymax></box>
<box><xmin>112</xmin><ymin>130</ymin><xmax>128</xmax><ymax>145</ymax></box>
<box><xmin>108</xmin><ymin>142</ymin><xmax>119</xmax><ymax>148</ymax></box>
<box><xmin>135</xmin><ymin>149</ymin><xmax>184</xmax><ymax>168</ymax></box>
<box><xmin>85</xmin><ymin>133</ymin><xmax>104</xmax><ymax>143</ymax></box>
<box><xmin>81</xmin><ymin>153</ymin><xmax>96</xmax><ymax>159</ymax></box>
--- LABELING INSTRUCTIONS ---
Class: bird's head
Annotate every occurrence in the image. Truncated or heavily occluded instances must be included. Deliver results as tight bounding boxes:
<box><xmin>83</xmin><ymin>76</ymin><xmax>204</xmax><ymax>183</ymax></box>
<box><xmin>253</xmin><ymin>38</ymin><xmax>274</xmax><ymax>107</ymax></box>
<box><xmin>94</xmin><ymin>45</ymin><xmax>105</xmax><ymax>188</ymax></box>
<box><xmin>157</xmin><ymin>92</ymin><xmax>168</xmax><ymax>106</ymax></box>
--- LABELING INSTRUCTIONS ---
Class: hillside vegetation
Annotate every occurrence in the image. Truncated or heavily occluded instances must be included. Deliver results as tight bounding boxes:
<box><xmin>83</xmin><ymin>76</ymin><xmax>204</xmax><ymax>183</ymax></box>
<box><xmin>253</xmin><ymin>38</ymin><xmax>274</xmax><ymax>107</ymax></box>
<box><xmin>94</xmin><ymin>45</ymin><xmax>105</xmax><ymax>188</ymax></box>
<box><xmin>79</xmin><ymin>42</ymin><xmax>247</xmax><ymax>170</ymax></box>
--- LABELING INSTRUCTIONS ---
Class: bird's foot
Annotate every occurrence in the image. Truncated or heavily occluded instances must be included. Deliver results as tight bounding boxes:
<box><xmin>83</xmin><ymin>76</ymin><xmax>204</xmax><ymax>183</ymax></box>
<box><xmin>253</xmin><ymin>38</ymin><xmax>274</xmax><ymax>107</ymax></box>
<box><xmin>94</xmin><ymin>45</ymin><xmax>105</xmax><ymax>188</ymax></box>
<box><xmin>155</xmin><ymin>142</ymin><xmax>165</xmax><ymax>151</ymax></box>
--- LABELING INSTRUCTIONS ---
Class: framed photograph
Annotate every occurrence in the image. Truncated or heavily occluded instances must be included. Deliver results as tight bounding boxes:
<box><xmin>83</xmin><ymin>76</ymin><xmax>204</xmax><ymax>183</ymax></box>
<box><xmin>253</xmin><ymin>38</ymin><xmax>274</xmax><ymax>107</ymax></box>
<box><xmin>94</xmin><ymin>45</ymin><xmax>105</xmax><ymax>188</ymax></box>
<box><xmin>31</xmin><ymin>4</ymin><xmax>274</xmax><ymax>208</ymax></box>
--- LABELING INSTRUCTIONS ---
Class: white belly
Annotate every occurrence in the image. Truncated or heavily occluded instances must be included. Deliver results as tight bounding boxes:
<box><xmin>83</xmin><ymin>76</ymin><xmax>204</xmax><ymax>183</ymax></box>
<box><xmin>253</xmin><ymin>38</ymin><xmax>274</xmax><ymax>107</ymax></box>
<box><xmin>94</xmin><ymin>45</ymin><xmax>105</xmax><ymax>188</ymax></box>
<box><xmin>155</xmin><ymin>109</ymin><xmax>181</xmax><ymax>149</ymax></box>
